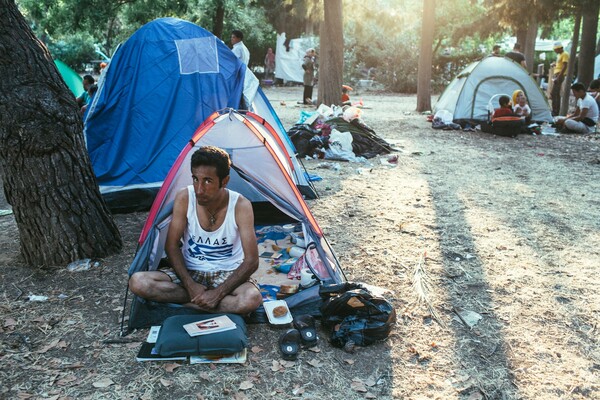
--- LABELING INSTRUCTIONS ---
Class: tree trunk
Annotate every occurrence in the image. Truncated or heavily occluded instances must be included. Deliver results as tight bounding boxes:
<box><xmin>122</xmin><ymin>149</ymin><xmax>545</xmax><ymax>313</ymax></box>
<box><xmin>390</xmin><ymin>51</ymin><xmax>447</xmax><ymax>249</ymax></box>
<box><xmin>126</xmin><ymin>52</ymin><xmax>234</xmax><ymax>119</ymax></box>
<box><xmin>515</xmin><ymin>28</ymin><xmax>527</xmax><ymax>50</ymax></box>
<box><xmin>560</xmin><ymin>11</ymin><xmax>581</xmax><ymax>116</ymax></box>
<box><xmin>317</xmin><ymin>0</ymin><xmax>343</xmax><ymax>106</ymax></box>
<box><xmin>0</xmin><ymin>0</ymin><xmax>122</xmax><ymax>266</ymax></box>
<box><xmin>577</xmin><ymin>0</ymin><xmax>599</xmax><ymax>87</ymax></box>
<box><xmin>416</xmin><ymin>0</ymin><xmax>435</xmax><ymax>112</ymax></box>
<box><xmin>213</xmin><ymin>0</ymin><xmax>225</xmax><ymax>40</ymax></box>
<box><xmin>524</xmin><ymin>15</ymin><xmax>537</xmax><ymax>74</ymax></box>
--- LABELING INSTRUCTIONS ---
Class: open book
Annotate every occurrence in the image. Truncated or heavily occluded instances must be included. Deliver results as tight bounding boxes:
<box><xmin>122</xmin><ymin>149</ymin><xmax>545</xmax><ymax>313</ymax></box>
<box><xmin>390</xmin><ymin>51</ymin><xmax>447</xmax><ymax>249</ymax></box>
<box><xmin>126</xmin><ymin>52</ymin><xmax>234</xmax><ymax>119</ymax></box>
<box><xmin>183</xmin><ymin>315</ymin><xmax>237</xmax><ymax>337</ymax></box>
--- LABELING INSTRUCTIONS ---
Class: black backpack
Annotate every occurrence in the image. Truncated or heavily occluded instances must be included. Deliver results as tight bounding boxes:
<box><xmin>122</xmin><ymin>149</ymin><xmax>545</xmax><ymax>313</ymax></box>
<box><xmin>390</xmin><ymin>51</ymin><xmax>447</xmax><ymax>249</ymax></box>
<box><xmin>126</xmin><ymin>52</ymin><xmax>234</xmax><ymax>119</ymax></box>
<box><xmin>319</xmin><ymin>282</ymin><xmax>396</xmax><ymax>348</ymax></box>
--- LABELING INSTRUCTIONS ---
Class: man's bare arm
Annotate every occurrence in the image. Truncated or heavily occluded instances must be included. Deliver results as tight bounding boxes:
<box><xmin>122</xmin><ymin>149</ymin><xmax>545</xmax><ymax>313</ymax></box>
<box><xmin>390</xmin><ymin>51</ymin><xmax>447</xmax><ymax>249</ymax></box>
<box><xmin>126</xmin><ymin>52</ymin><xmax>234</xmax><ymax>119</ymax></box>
<box><xmin>165</xmin><ymin>189</ymin><xmax>206</xmax><ymax>300</ymax></box>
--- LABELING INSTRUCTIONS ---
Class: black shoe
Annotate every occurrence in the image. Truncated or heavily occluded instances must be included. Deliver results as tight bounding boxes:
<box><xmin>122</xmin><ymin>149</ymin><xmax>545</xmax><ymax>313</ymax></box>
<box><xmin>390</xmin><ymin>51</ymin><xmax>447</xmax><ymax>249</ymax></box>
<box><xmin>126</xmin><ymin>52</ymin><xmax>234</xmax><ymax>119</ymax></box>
<box><xmin>293</xmin><ymin>315</ymin><xmax>318</xmax><ymax>348</ymax></box>
<box><xmin>279</xmin><ymin>329</ymin><xmax>301</xmax><ymax>360</ymax></box>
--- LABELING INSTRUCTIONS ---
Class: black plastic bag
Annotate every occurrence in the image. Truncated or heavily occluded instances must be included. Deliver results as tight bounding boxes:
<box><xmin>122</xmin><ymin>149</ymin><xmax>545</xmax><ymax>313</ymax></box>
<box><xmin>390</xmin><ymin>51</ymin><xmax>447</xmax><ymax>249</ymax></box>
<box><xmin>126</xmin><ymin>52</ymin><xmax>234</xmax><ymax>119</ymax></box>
<box><xmin>319</xmin><ymin>282</ymin><xmax>396</xmax><ymax>347</ymax></box>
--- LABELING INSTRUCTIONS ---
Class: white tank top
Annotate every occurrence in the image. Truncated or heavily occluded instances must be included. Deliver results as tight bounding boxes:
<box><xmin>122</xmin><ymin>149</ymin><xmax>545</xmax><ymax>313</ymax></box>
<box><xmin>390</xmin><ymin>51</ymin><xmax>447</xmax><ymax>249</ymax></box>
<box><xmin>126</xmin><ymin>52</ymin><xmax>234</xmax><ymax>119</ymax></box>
<box><xmin>182</xmin><ymin>186</ymin><xmax>244</xmax><ymax>272</ymax></box>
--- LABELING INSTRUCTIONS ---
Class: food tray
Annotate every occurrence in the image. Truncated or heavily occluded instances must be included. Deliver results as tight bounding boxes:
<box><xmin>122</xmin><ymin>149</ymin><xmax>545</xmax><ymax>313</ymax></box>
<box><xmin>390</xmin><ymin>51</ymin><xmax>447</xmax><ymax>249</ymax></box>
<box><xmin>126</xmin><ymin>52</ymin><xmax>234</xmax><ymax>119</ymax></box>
<box><xmin>263</xmin><ymin>300</ymin><xmax>292</xmax><ymax>325</ymax></box>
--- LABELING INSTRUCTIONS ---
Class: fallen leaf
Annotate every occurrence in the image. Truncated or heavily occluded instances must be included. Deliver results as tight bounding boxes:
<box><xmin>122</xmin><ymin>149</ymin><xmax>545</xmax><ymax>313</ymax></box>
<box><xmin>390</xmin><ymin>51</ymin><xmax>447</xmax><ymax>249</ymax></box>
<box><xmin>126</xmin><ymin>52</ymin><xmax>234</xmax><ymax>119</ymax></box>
<box><xmin>196</xmin><ymin>394</ymin><xmax>205</xmax><ymax>400</ymax></box>
<box><xmin>160</xmin><ymin>379</ymin><xmax>173</xmax><ymax>387</ymax></box>
<box><xmin>351</xmin><ymin>380</ymin><xmax>367</xmax><ymax>393</ymax></box>
<box><xmin>199</xmin><ymin>372</ymin><xmax>210</xmax><ymax>381</ymax></box>
<box><xmin>164</xmin><ymin>363</ymin><xmax>180</xmax><ymax>372</ymax></box>
<box><xmin>307</xmin><ymin>346</ymin><xmax>321</xmax><ymax>353</ymax></box>
<box><xmin>233</xmin><ymin>393</ymin><xmax>248</xmax><ymax>400</ymax></box>
<box><xmin>306</xmin><ymin>358</ymin><xmax>322</xmax><ymax>368</ymax></box>
<box><xmin>92</xmin><ymin>378</ymin><xmax>114</xmax><ymax>388</ymax></box>
<box><xmin>4</xmin><ymin>318</ymin><xmax>17</xmax><ymax>328</ymax></box>
<box><xmin>467</xmin><ymin>391</ymin><xmax>483</xmax><ymax>400</ymax></box>
<box><xmin>209</xmin><ymin>363</ymin><xmax>217</xmax><ymax>370</ymax></box>
<box><xmin>32</xmin><ymin>316</ymin><xmax>46</xmax><ymax>323</ymax></box>
<box><xmin>365</xmin><ymin>392</ymin><xmax>377</xmax><ymax>399</ymax></box>
<box><xmin>56</xmin><ymin>375</ymin><xmax>78</xmax><ymax>386</ymax></box>
<box><xmin>17</xmin><ymin>392</ymin><xmax>33</xmax><ymax>399</ymax></box>
<box><xmin>271</xmin><ymin>360</ymin><xmax>281</xmax><ymax>372</ymax></box>
<box><xmin>344</xmin><ymin>359</ymin><xmax>355</xmax><ymax>365</ymax></box>
<box><xmin>250</xmin><ymin>346</ymin><xmax>263</xmax><ymax>354</ymax></box>
<box><xmin>38</xmin><ymin>339</ymin><xmax>61</xmax><ymax>354</ymax></box>
<box><xmin>281</xmin><ymin>360</ymin><xmax>295</xmax><ymax>368</ymax></box>
<box><xmin>239</xmin><ymin>381</ymin><xmax>253</xmax><ymax>391</ymax></box>
<box><xmin>57</xmin><ymin>340</ymin><xmax>68</xmax><ymax>349</ymax></box>
<box><xmin>364</xmin><ymin>377</ymin><xmax>376</xmax><ymax>387</ymax></box>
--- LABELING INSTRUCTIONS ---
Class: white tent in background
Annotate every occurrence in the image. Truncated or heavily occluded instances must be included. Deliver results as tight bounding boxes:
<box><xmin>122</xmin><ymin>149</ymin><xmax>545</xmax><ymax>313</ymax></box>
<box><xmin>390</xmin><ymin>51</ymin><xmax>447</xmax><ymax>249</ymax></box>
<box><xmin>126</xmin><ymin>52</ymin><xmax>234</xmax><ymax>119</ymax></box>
<box><xmin>275</xmin><ymin>33</ymin><xmax>318</xmax><ymax>83</ymax></box>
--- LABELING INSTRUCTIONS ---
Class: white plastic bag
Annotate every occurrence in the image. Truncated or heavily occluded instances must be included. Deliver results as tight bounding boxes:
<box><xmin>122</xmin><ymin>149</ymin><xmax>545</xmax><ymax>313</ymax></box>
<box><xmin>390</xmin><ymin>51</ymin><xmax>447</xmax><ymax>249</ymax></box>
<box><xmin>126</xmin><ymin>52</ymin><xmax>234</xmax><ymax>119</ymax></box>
<box><xmin>342</xmin><ymin>106</ymin><xmax>362</xmax><ymax>122</ymax></box>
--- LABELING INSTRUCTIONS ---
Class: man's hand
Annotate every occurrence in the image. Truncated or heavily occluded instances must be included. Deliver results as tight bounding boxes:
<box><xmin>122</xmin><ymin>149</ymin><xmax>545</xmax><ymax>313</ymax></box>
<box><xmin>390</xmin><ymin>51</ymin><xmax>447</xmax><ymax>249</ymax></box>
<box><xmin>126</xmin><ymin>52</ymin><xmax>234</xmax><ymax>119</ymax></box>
<box><xmin>190</xmin><ymin>288</ymin><xmax>223</xmax><ymax>311</ymax></box>
<box><xmin>185</xmin><ymin>281</ymin><xmax>208</xmax><ymax>304</ymax></box>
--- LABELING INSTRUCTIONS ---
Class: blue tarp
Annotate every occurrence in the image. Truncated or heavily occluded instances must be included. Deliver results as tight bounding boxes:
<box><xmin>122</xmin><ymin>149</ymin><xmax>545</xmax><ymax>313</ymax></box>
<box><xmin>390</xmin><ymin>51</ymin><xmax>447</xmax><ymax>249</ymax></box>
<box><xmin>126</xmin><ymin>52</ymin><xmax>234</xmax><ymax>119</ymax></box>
<box><xmin>85</xmin><ymin>17</ymin><xmax>247</xmax><ymax>189</ymax></box>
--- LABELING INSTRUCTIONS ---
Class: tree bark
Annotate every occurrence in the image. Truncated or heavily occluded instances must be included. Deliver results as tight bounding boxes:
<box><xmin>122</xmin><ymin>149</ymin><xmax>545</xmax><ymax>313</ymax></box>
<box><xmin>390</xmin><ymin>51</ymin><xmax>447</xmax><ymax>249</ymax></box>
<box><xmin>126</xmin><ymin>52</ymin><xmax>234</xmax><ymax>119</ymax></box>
<box><xmin>524</xmin><ymin>15</ymin><xmax>537</xmax><ymax>74</ymax></box>
<box><xmin>317</xmin><ymin>0</ymin><xmax>343</xmax><ymax>106</ymax></box>
<box><xmin>0</xmin><ymin>0</ymin><xmax>122</xmax><ymax>266</ymax></box>
<box><xmin>416</xmin><ymin>0</ymin><xmax>435</xmax><ymax>112</ymax></box>
<box><xmin>560</xmin><ymin>11</ymin><xmax>581</xmax><ymax>116</ymax></box>
<box><xmin>213</xmin><ymin>0</ymin><xmax>225</xmax><ymax>40</ymax></box>
<box><xmin>577</xmin><ymin>0</ymin><xmax>599</xmax><ymax>87</ymax></box>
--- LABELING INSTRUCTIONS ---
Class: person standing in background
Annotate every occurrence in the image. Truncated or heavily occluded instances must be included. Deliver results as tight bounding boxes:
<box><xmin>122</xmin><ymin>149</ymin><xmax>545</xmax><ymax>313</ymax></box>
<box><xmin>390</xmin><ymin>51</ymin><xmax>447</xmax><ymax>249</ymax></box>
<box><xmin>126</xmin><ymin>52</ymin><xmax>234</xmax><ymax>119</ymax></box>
<box><xmin>505</xmin><ymin>43</ymin><xmax>527</xmax><ymax>69</ymax></box>
<box><xmin>301</xmin><ymin>48</ymin><xmax>316</xmax><ymax>105</ymax></box>
<box><xmin>231</xmin><ymin>30</ymin><xmax>250</xmax><ymax>65</ymax></box>
<box><xmin>264</xmin><ymin>48</ymin><xmax>275</xmax><ymax>80</ymax></box>
<box><xmin>550</xmin><ymin>42</ymin><xmax>569</xmax><ymax>116</ymax></box>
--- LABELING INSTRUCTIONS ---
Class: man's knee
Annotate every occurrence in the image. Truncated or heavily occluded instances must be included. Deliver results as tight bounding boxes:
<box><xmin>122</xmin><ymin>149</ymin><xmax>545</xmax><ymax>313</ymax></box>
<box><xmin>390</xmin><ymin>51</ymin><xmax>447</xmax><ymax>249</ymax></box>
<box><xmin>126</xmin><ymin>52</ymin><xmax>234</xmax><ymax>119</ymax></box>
<box><xmin>236</xmin><ymin>285</ymin><xmax>263</xmax><ymax>312</ymax></box>
<box><xmin>129</xmin><ymin>272</ymin><xmax>152</xmax><ymax>296</ymax></box>
<box><xmin>564</xmin><ymin>120</ymin><xmax>586</xmax><ymax>133</ymax></box>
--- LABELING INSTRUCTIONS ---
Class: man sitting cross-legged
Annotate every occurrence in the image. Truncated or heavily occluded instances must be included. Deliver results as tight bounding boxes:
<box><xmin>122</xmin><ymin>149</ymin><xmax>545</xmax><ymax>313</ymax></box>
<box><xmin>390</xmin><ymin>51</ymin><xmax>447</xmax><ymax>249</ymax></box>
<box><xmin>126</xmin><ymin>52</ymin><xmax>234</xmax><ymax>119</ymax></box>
<box><xmin>129</xmin><ymin>146</ymin><xmax>263</xmax><ymax>314</ymax></box>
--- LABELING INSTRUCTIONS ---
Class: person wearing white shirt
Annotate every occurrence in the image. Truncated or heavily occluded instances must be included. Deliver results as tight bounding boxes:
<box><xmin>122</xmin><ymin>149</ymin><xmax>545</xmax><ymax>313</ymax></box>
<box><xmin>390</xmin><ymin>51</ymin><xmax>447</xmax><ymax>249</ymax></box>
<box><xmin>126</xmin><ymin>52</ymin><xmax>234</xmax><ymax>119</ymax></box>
<box><xmin>556</xmin><ymin>82</ymin><xmax>599</xmax><ymax>134</ymax></box>
<box><xmin>231</xmin><ymin>30</ymin><xmax>250</xmax><ymax>65</ymax></box>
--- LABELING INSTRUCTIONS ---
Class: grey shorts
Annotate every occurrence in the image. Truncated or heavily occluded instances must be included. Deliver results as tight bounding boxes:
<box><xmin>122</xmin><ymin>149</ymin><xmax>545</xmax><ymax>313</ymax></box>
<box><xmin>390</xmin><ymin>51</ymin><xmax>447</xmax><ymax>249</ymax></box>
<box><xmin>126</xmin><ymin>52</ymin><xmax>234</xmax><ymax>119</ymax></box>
<box><xmin>160</xmin><ymin>268</ymin><xmax>260</xmax><ymax>292</ymax></box>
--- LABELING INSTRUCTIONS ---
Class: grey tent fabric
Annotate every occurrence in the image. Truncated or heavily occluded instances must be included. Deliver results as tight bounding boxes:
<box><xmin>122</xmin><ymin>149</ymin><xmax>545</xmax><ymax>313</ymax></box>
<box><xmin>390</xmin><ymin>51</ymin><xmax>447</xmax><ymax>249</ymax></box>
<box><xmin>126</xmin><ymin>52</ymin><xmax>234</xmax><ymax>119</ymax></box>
<box><xmin>434</xmin><ymin>57</ymin><xmax>553</xmax><ymax>124</ymax></box>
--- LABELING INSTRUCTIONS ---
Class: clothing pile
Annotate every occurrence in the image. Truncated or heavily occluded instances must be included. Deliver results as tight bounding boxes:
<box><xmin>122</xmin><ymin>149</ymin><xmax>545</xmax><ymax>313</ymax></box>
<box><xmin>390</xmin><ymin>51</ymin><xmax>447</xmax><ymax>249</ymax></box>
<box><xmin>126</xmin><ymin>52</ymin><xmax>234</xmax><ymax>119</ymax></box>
<box><xmin>287</xmin><ymin>105</ymin><xmax>394</xmax><ymax>161</ymax></box>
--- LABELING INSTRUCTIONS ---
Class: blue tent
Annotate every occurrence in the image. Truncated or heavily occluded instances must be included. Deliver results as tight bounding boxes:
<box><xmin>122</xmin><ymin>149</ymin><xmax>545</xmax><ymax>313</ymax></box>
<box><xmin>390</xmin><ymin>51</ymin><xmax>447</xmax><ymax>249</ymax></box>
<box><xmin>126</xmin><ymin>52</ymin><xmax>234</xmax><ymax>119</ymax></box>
<box><xmin>85</xmin><ymin>18</ymin><xmax>260</xmax><ymax>212</ymax></box>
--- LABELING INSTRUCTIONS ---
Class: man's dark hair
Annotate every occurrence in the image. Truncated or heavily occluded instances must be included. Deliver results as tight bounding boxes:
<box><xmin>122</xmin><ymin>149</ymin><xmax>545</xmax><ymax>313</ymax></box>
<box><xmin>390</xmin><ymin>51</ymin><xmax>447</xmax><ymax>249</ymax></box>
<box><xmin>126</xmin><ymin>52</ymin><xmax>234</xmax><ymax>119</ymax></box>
<box><xmin>191</xmin><ymin>146</ymin><xmax>231</xmax><ymax>184</ymax></box>
<box><xmin>232</xmin><ymin>30</ymin><xmax>244</xmax><ymax>40</ymax></box>
<box><xmin>499</xmin><ymin>95</ymin><xmax>511</xmax><ymax>107</ymax></box>
<box><xmin>493</xmin><ymin>45</ymin><xmax>501</xmax><ymax>51</ymax></box>
<box><xmin>513</xmin><ymin>43</ymin><xmax>521</xmax><ymax>51</ymax></box>
<box><xmin>88</xmin><ymin>84</ymin><xmax>98</xmax><ymax>96</ymax></box>
<box><xmin>571</xmin><ymin>82</ymin><xmax>586</xmax><ymax>92</ymax></box>
<box><xmin>589</xmin><ymin>79</ymin><xmax>600</xmax><ymax>90</ymax></box>
<box><xmin>83</xmin><ymin>75</ymin><xmax>95</xmax><ymax>85</ymax></box>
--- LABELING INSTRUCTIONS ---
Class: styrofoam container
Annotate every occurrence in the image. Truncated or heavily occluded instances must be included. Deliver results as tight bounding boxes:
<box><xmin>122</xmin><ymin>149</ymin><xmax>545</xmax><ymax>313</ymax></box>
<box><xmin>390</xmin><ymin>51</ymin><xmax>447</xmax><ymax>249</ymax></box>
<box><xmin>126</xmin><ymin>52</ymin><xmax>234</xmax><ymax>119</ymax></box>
<box><xmin>263</xmin><ymin>300</ymin><xmax>292</xmax><ymax>325</ymax></box>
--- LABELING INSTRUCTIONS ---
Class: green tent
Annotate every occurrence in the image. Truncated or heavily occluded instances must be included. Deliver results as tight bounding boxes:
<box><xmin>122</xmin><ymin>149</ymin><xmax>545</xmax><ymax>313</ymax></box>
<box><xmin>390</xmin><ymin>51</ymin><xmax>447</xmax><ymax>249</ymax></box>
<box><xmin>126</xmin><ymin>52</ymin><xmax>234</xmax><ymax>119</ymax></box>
<box><xmin>54</xmin><ymin>60</ymin><xmax>83</xmax><ymax>97</ymax></box>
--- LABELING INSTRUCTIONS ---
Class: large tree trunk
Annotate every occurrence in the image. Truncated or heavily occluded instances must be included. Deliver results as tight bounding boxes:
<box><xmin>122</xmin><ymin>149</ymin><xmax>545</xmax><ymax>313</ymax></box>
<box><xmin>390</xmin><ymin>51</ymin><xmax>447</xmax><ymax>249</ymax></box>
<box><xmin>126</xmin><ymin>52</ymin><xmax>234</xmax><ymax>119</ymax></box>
<box><xmin>416</xmin><ymin>0</ymin><xmax>435</xmax><ymax>112</ymax></box>
<box><xmin>0</xmin><ymin>0</ymin><xmax>122</xmax><ymax>266</ymax></box>
<box><xmin>317</xmin><ymin>0</ymin><xmax>343</xmax><ymax>106</ymax></box>
<box><xmin>577</xmin><ymin>0</ymin><xmax>599</xmax><ymax>87</ymax></box>
<box><xmin>524</xmin><ymin>15</ymin><xmax>538</xmax><ymax>74</ymax></box>
<box><xmin>213</xmin><ymin>0</ymin><xmax>225</xmax><ymax>39</ymax></box>
<box><xmin>560</xmin><ymin>11</ymin><xmax>581</xmax><ymax>116</ymax></box>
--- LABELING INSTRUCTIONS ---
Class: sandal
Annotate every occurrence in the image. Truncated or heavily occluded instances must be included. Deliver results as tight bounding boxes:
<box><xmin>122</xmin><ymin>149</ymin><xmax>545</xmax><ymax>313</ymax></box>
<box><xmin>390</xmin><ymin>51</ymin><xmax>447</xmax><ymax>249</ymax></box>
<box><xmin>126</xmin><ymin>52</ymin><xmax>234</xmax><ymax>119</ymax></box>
<box><xmin>293</xmin><ymin>315</ymin><xmax>318</xmax><ymax>347</ymax></box>
<box><xmin>279</xmin><ymin>329</ymin><xmax>301</xmax><ymax>360</ymax></box>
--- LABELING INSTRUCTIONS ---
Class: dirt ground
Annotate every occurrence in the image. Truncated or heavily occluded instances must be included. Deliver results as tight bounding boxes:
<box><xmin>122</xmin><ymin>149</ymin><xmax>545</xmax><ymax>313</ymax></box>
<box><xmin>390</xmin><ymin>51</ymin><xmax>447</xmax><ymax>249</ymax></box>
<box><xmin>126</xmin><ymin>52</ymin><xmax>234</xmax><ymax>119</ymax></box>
<box><xmin>1</xmin><ymin>86</ymin><xmax>599</xmax><ymax>400</ymax></box>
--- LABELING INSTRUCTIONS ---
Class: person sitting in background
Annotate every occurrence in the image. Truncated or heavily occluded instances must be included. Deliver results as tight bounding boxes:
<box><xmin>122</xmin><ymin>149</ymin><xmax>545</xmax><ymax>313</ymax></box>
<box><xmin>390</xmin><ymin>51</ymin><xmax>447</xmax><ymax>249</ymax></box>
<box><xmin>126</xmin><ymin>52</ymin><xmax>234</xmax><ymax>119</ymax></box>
<box><xmin>341</xmin><ymin>85</ymin><xmax>352</xmax><ymax>105</ymax></box>
<box><xmin>76</xmin><ymin>75</ymin><xmax>94</xmax><ymax>107</ymax></box>
<box><xmin>81</xmin><ymin>84</ymin><xmax>98</xmax><ymax>117</ymax></box>
<box><xmin>512</xmin><ymin>90</ymin><xmax>531</xmax><ymax>122</ymax></box>
<box><xmin>554</xmin><ymin>82</ymin><xmax>599</xmax><ymax>134</ymax></box>
<box><xmin>492</xmin><ymin>95</ymin><xmax>516</xmax><ymax>119</ymax></box>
